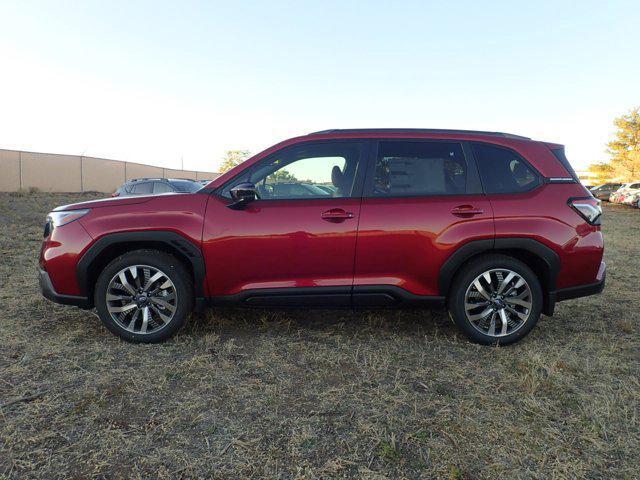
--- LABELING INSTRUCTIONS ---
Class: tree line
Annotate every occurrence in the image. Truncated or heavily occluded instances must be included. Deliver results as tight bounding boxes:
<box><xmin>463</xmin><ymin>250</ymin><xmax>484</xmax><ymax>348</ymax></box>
<box><xmin>589</xmin><ymin>107</ymin><xmax>640</xmax><ymax>183</ymax></box>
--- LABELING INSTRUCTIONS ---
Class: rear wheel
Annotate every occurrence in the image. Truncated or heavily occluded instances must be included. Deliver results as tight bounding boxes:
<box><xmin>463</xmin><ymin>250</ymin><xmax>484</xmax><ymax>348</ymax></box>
<box><xmin>447</xmin><ymin>254</ymin><xmax>542</xmax><ymax>345</ymax></box>
<box><xmin>95</xmin><ymin>249</ymin><xmax>193</xmax><ymax>343</ymax></box>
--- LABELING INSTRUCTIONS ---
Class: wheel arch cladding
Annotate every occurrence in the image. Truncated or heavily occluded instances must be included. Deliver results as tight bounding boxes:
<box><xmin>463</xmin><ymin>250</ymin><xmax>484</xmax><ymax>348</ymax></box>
<box><xmin>438</xmin><ymin>238</ymin><xmax>560</xmax><ymax>315</ymax></box>
<box><xmin>77</xmin><ymin>231</ymin><xmax>206</xmax><ymax>300</ymax></box>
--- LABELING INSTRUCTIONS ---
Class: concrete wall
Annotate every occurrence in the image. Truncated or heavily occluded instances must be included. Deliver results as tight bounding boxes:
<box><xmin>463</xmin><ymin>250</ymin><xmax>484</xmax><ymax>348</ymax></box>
<box><xmin>21</xmin><ymin>152</ymin><xmax>82</xmax><ymax>192</ymax></box>
<box><xmin>125</xmin><ymin>162</ymin><xmax>164</xmax><ymax>181</ymax></box>
<box><xmin>162</xmin><ymin>168</ymin><xmax>199</xmax><ymax>180</ymax></box>
<box><xmin>82</xmin><ymin>156</ymin><xmax>126</xmax><ymax>192</ymax></box>
<box><xmin>0</xmin><ymin>148</ymin><xmax>220</xmax><ymax>192</ymax></box>
<box><xmin>0</xmin><ymin>150</ymin><xmax>21</xmax><ymax>191</ymax></box>
<box><xmin>195</xmin><ymin>171</ymin><xmax>218</xmax><ymax>181</ymax></box>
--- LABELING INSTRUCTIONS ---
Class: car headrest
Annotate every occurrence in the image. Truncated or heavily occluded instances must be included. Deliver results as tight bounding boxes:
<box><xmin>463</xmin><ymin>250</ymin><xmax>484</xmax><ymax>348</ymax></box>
<box><xmin>331</xmin><ymin>166</ymin><xmax>345</xmax><ymax>188</ymax></box>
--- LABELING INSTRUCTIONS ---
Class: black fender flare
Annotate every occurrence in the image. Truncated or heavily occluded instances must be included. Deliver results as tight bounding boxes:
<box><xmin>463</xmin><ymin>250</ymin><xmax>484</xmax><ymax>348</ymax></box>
<box><xmin>438</xmin><ymin>238</ymin><xmax>560</xmax><ymax>313</ymax></box>
<box><xmin>77</xmin><ymin>230</ymin><xmax>206</xmax><ymax>299</ymax></box>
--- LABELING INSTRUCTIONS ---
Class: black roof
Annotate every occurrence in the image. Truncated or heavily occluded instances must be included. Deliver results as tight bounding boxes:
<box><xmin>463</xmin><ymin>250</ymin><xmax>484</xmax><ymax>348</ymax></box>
<box><xmin>308</xmin><ymin>128</ymin><xmax>531</xmax><ymax>140</ymax></box>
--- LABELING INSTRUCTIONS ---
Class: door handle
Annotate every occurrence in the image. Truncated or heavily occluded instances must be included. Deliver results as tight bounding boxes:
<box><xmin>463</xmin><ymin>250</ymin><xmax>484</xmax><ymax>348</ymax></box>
<box><xmin>450</xmin><ymin>205</ymin><xmax>484</xmax><ymax>216</ymax></box>
<box><xmin>321</xmin><ymin>208</ymin><xmax>354</xmax><ymax>222</ymax></box>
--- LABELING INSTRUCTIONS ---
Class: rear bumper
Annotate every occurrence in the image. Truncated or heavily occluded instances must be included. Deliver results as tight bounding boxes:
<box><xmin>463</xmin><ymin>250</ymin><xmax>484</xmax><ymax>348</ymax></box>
<box><xmin>546</xmin><ymin>261</ymin><xmax>606</xmax><ymax>314</ymax></box>
<box><xmin>38</xmin><ymin>269</ymin><xmax>92</xmax><ymax>309</ymax></box>
<box><xmin>554</xmin><ymin>276</ymin><xmax>606</xmax><ymax>302</ymax></box>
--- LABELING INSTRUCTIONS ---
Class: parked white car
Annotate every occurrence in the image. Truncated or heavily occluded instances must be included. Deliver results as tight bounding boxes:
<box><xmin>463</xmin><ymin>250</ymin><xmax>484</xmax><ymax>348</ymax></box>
<box><xmin>620</xmin><ymin>183</ymin><xmax>640</xmax><ymax>205</ymax></box>
<box><xmin>609</xmin><ymin>182</ymin><xmax>640</xmax><ymax>204</ymax></box>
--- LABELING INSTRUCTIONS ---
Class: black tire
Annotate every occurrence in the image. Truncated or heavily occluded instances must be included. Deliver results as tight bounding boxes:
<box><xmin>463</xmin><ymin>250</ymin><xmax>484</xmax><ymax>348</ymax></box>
<box><xmin>447</xmin><ymin>254</ymin><xmax>542</xmax><ymax>346</ymax></box>
<box><xmin>94</xmin><ymin>249</ymin><xmax>193</xmax><ymax>343</ymax></box>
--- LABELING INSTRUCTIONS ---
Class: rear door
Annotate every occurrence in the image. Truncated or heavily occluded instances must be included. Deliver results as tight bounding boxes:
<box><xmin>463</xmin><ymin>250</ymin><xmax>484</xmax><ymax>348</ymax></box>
<box><xmin>353</xmin><ymin>139</ymin><xmax>494</xmax><ymax>301</ymax></box>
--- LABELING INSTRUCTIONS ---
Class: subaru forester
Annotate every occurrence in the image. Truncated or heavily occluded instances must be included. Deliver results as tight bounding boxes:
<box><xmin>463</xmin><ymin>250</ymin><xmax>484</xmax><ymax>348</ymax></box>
<box><xmin>39</xmin><ymin>129</ymin><xmax>605</xmax><ymax>345</ymax></box>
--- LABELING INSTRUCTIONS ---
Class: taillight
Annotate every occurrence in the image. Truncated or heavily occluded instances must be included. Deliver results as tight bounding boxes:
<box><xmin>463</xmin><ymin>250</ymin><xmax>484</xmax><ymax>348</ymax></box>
<box><xmin>569</xmin><ymin>197</ymin><xmax>602</xmax><ymax>225</ymax></box>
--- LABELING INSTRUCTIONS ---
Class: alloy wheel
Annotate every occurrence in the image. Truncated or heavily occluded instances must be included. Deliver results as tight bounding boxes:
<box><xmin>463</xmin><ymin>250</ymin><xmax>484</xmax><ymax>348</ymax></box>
<box><xmin>105</xmin><ymin>265</ymin><xmax>177</xmax><ymax>334</ymax></box>
<box><xmin>464</xmin><ymin>268</ymin><xmax>532</xmax><ymax>338</ymax></box>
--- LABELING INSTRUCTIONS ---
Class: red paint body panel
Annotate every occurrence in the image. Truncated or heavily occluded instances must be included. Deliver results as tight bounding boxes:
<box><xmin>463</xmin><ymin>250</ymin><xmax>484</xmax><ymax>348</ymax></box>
<box><xmin>41</xmin><ymin>194</ymin><xmax>208</xmax><ymax>296</ymax></box>
<box><xmin>202</xmin><ymin>195</ymin><xmax>360</xmax><ymax>295</ymax></box>
<box><xmin>80</xmin><ymin>194</ymin><xmax>207</xmax><ymax>244</ymax></box>
<box><xmin>354</xmin><ymin>195</ymin><xmax>494</xmax><ymax>295</ymax></box>
<box><xmin>39</xmin><ymin>220</ymin><xmax>94</xmax><ymax>295</ymax></box>
<box><xmin>489</xmin><ymin>183</ymin><xmax>603</xmax><ymax>289</ymax></box>
<box><xmin>53</xmin><ymin>195</ymin><xmax>154</xmax><ymax>211</ymax></box>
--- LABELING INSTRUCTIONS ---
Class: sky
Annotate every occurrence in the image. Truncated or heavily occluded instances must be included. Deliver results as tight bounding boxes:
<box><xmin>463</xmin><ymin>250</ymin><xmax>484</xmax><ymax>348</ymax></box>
<box><xmin>0</xmin><ymin>0</ymin><xmax>638</xmax><ymax>172</ymax></box>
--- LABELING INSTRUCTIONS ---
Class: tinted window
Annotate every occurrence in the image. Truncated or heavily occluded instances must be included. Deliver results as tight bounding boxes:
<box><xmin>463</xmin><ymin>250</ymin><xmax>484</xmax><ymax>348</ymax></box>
<box><xmin>169</xmin><ymin>180</ymin><xmax>202</xmax><ymax>192</ymax></box>
<box><xmin>472</xmin><ymin>143</ymin><xmax>540</xmax><ymax>194</ymax></box>
<box><xmin>249</xmin><ymin>142</ymin><xmax>363</xmax><ymax>199</ymax></box>
<box><xmin>131</xmin><ymin>182</ymin><xmax>153</xmax><ymax>194</ymax></box>
<box><xmin>372</xmin><ymin>141</ymin><xmax>467</xmax><ymax>196</ymax></box>
<box><xmin>153</xmin><ymin>181</ymin><xmax>174</xmax><ymax>193</ymax></box>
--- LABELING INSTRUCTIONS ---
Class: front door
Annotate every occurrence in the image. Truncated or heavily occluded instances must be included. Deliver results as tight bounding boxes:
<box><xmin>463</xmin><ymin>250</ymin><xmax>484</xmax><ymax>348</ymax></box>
<box><xmin>353</xmin><ymin>139</ymin><xmax>494</xmax><ymax>300</ymax></box>
<box><xmin>202</xmin><ymin>141</ymin><xmax>366</xmax><ymax>305</ymax></box>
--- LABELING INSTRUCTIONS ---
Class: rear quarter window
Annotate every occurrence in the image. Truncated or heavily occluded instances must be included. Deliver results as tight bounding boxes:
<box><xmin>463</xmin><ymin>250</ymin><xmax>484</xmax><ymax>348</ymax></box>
<box><xmin>472</xmin><ymin>143</ymin><xmax>541</xmax><ymax>194</ymax></box>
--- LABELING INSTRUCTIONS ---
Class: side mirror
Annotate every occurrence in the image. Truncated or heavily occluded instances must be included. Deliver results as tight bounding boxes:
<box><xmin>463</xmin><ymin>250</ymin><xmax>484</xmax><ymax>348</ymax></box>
<box><xmin>228</xmin><ymin>182</ymin><xmax>259</xmax><ymax>209</ymax></box>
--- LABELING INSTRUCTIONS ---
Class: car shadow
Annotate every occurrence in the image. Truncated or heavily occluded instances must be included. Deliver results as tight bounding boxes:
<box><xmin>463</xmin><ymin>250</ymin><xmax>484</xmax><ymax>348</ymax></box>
<box><xmin>186</xmin><ymin>306</ymin><xmax>457</xmax><ymax>340</ymax></box>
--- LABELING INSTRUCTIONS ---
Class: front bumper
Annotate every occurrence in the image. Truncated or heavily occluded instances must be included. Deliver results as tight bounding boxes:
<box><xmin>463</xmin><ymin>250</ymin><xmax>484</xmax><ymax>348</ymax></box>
<box><xmin>38</xmin><ymin>269</ymin><xmax>92</xmax><ymax>309</ymax></box>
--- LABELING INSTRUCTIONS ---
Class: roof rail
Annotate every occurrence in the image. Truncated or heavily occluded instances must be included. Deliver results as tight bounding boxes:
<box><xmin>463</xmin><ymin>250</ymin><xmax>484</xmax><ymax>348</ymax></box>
<box><xmin>308</xmin><ymin>128</ymin><xmax>531</xmax><ymax>140</ymax></box>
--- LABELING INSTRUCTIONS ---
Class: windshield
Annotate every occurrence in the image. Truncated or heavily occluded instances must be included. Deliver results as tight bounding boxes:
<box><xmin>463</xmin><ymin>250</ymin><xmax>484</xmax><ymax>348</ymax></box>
<box><xmin>168</xmin><ymin>180</ymin><xmax>202</xmax><ymax>193</ymax></box>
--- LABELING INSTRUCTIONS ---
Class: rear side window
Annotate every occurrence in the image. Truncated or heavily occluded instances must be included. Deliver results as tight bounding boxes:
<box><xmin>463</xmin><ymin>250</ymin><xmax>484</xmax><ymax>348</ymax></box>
<box><xmin>372</xmin><ymin>141</ymin><xmax>467</xmax><ymax>196</ymax></box>
<box><xmin>472</xmin><ymin>143</ymin><xmax>540</xmax><ymax>194</ymax></box>
<box><xmin>131</xmin><ymin>182</ymin><xmax>153</xmax><ymax>194</ymax></box>
<box><xmin>169</xmin><ymin>180</ymin><xmax>202</xmax><ymax>192</ymax></box>
<box><xmin>153</xmin><ymin>181</ymin><xmax>174</xmax><ymax>193</ymax></box>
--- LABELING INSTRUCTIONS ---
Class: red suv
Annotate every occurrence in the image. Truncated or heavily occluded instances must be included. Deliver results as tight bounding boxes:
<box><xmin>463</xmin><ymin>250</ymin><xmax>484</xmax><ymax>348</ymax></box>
<box><xmin>39</xmin><ymin>129</ymin><xmax>605</xmax><ymax>345</ymax></box>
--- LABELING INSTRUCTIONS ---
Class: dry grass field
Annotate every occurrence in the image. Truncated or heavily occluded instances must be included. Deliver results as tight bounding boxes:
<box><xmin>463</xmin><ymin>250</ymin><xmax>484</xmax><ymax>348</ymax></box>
<box><xmin>0</xmin><ymin>192</ymin><xmax>638</xmax><ymax>479</ymax></box>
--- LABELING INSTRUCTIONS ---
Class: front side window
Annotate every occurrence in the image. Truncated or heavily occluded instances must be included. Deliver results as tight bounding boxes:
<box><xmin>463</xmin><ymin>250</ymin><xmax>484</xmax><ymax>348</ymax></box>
<box><xmin>472</xmin><ymin>143</ymin><xmax>540</xmax><ymax>194</ymax></box>
<box><xmin>248</xmin><ymin>142</ymin><xmax>363</xmax><ymax>199</ymax></box>
<box><xmin>372</xmin><ymin>141</ymin><xmax>467</xmax><ymax>196</ymax></box>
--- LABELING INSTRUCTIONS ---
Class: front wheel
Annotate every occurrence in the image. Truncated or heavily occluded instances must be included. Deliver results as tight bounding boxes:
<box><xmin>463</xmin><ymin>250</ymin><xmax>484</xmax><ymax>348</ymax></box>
<box><xmin>94</xmin><ymin>249</ymin><xmax>194</xmax><ymax>343</ymax></box>
<box><xmin>447</xmin><ymin>254</ymin><xmax>542</xmax><ymax>345</ymax></box>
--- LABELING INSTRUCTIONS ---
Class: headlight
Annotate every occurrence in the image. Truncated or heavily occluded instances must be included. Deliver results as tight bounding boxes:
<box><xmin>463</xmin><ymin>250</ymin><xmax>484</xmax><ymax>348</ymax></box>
<box><xmin>47</xmin><ymin>209</ymin><xmax>91</xmax><ymax>227</ymax></box>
